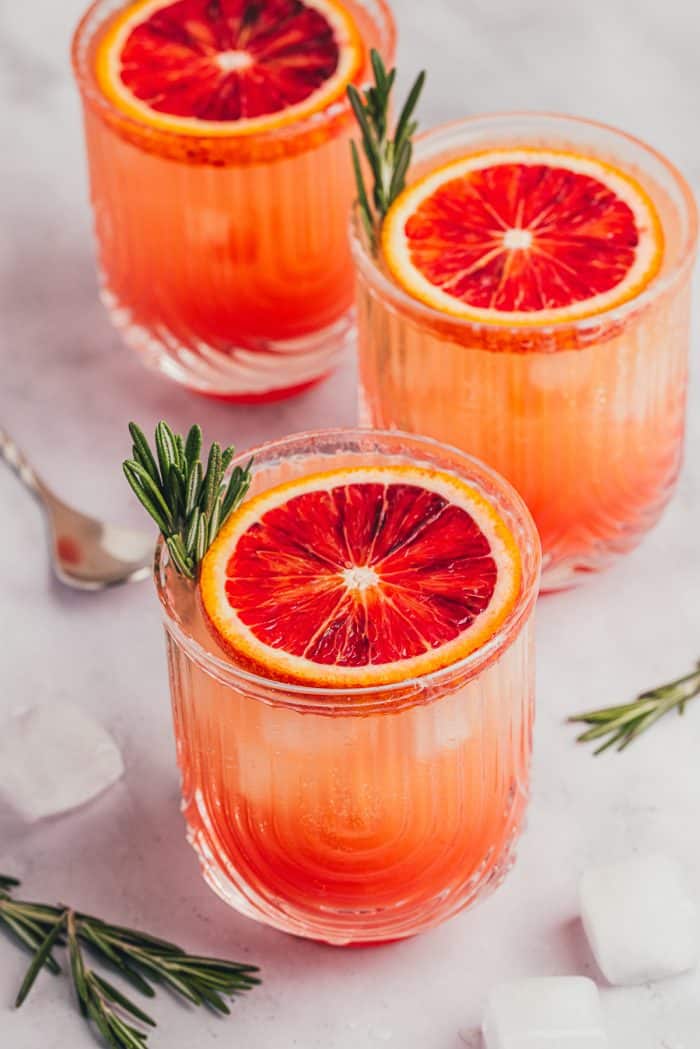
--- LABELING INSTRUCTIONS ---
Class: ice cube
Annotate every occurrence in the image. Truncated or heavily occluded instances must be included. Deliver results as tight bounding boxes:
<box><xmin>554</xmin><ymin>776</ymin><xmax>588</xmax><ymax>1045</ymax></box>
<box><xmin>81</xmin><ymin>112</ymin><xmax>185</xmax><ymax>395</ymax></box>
<box><xmin>0</xmin><ymin>703</ymin><xmax>124</xmax><ymax>821</ymax></box>
<box><xmin>579</xmin><ymin>854</ymin><xmax>699</xmax><ymax>986</ymax></box>
<box><xmin>482</xmin><ymin>976</ymin><xmax>608</xmax><ymax>1048</ymax></box>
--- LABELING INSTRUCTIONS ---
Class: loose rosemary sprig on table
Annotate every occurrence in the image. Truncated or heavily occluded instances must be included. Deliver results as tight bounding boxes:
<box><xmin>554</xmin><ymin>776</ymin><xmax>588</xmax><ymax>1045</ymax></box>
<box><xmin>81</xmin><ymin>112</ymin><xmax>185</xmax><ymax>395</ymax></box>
<box><xmin>0</xmin><ymin>875</ymin><xmax>259</xmax><ymax>1049</ymax></box>
<box><xmin>347</xmin><ymin>49</ymin><xmax>426</xmax><ymax>250</ymax></box>
<box><xmin>123</xmin><ymin>421</ymin><xmax>252</xmax><ymax>579</ymax></box>
<box><xmin>569</xmin><ymin>659</ymin><xmax>700</xmax><ymax>754</ymax></box>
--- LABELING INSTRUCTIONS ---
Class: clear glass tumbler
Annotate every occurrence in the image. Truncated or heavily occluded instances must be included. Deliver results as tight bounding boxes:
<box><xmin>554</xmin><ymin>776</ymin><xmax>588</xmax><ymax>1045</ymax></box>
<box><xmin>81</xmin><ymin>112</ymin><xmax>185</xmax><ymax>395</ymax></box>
<box><xmin>353</xmin><ymin>114</ymin><xmax>697</xmax><ymax>590</ymax></box>
<box><xmin>156</xmin><ymin>429</ymin><xmax>541</xmax><ymax>945</ymax></box>
<box><xmin>72</xmin><ymin>0</ymin><xmax>394</xmax><ymax>402</ymax></box>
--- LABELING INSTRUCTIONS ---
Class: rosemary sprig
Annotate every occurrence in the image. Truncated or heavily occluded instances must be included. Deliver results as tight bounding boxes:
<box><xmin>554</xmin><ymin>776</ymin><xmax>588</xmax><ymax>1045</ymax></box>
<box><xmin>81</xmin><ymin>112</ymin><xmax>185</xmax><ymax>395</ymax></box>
<box><xmin>0</xmin><ymin>875</ymin><xmax>260</xmax><ymax>1049</ymax></box>
<box><xmin>123</xmin><ymin>421</ymin><xmax>252</xmax><ymax>579</ymax></box>
<box><xmin>347</xmin><ymin>49</ymin><xmax>426</xmax><ymax>250</ymax></box>
<box><xmin>569</xmin><ymin>659</ymin><xmax>700</xmax><ymax>754</ymax></box>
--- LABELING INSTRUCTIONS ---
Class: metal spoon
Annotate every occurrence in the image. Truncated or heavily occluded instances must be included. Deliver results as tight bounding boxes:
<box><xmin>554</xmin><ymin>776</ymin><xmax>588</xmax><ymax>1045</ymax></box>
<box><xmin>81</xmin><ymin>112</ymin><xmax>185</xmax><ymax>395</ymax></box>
<box><xmin>0</xmin><ymin>428</ymin><xmax>154</xmax><ymax>590</ymax></box>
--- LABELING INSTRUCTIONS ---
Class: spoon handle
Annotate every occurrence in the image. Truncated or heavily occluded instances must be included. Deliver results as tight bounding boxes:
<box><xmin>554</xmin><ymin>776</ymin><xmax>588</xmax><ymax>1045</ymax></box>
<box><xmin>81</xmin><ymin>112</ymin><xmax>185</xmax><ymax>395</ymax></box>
<box><xmin>0</xmin><ymin>428</ymin><xmax>47</xmax><ymax>498</ymax></box>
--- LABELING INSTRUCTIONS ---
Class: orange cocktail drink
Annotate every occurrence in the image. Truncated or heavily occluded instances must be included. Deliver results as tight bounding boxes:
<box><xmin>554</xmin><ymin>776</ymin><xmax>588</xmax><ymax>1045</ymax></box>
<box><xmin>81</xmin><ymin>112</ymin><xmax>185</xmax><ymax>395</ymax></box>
<box><xmin>354</xmin><ymin>114</ymin><xmax>697</xmax><ymax>590</ymax></box>
<box><xmin>156</xmin><ymin>429</ymin><xmax>540</xmax><ymax>944</ymax></box>
<box><xmin>72</xmin><ymin>0</ymin><xmax>394</xmax><ymax>401</ymax></box>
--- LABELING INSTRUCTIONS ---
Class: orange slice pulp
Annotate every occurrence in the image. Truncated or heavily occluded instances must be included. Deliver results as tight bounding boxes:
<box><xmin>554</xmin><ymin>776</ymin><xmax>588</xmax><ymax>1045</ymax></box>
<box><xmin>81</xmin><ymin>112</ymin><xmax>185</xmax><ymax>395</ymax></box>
<box><xmin>382</xmin><ymin>148</ymin><xmax>664</xmax><ymax>325</ymax></box>
<box><xmin>95</xmin><ymin>0</ymin><xmax>364</xmax><ymax>135</ymax></box>
<box><xmin>199</xmin><ymin>465</ymin><xmax>521</xmax><ymax>687</ymax></box>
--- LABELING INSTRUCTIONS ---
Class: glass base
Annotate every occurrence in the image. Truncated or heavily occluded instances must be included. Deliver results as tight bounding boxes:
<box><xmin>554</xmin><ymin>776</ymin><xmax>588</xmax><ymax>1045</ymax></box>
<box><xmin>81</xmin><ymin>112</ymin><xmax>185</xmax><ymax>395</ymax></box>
<box><xmin>195</xmin><ymin>376</ymin><xmax>327</xmax><ymax>405</ymax></box>
<box><xmin>539</xmin><ymin>477</ymin><xmax>679</xmax><ymax>592</ymax></box>
<box><xmin>541</xmin><ymin>556</ymin><xmax>613</xmax><ymax>593</ymax></box>
<box><xmin>184</xmin><ymin>805</ymin><xmax>523</xmax><ymax>946</ymax></box>
<box><xmin>102</xmin><ymin>288</ymin><xmax>354</xmax><ymax>400</ymax></box>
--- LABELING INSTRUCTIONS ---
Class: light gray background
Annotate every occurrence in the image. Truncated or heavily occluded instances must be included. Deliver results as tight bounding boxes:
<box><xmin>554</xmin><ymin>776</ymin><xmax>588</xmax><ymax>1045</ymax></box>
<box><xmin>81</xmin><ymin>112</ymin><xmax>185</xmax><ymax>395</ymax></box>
<box><xmin>2</xmin><ymin>1</ymin><xmax>700</xmax><ymax>1046</ymax></box>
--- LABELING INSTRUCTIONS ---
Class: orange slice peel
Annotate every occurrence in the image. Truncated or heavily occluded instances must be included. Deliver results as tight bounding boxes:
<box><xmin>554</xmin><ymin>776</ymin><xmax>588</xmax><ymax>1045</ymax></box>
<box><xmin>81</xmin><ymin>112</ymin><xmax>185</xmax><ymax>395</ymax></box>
<box><xmin>382</xmin><ymin>148</ymin><xmax>664</xmax><ymax>325</ymax></box>
<box><xmin>96</xmin><ymin>0</ymin><xmax>364</xmax><ymax>135</ymax></box>
<box><xmin>200</xmin><ymin>465</ymin><xmax>522</xmax><ymax>687</ymax></box>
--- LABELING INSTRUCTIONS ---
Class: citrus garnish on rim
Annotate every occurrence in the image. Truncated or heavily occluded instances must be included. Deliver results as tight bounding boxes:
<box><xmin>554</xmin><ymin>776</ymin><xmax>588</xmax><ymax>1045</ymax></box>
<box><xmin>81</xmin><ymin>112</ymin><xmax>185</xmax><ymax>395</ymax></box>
<box><xmin>200</xmin><ymin>465</ymin><xmax>521</xmax><ymax>687</ymax></box>
<box><xmin>96</xmin><ymin>0</ymin><xmax>364</xmax><ymax>136</ymax></box>
<box><xmin>382</xmin><ymin>148</ymin><xmax>664</xmax><ymax>324</ymax></box>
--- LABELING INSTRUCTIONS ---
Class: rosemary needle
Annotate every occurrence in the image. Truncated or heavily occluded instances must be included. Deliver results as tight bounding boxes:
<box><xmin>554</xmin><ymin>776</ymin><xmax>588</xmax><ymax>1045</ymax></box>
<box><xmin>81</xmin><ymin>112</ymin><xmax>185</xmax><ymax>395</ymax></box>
<box><xmin>348</xmin><ymin>50</ymin><xmax>426</xmax><ymax>251</ymax></box>
<box><xmin>123</xmin><ymin>421</ymin><xmax>252</xmax><ymax>580</ymax></box>
<box><xmin>0</xmin><ymin>876</ymin><xmax>260</xmax><ymax>1049</ymax></box>
<box><xmin>569</xmin><ymin>659</ymin><xmax>700</xmax><ymax>754</ymax></box>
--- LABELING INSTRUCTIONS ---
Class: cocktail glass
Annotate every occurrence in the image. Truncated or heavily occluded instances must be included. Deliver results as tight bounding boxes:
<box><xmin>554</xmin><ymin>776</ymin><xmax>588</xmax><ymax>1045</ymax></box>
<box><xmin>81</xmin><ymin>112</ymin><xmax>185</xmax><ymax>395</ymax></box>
<box><xmin>156</xmin><ymin>428</ymin><xmax>540</xmax><ymax>945</ymax></box>
<box><xmin>71</xmin><ymin>0</ymin><xmax>394</xmax><ymax>402</ymax></box>
<box><xmin>353</xmin><ymin>114</ymin><xmax>697</xmax><ymax>590</ymax></box>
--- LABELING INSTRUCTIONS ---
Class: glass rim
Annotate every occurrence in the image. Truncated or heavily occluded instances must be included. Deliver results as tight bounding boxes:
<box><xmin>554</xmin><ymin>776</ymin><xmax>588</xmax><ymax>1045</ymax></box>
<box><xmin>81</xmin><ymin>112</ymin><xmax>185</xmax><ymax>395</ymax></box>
<box><xmin>154</xmin><ymin>426</ymin><xmax>541</xmax><ymax>709</ymax></box>
<box><xmin>350</xmin><ymin>110</ymin><xmax>698</xmax><ymax>338</ymax></box>
<box><xmin>71</xmin><ymin>0</ymin><xmax>397</xmax><ymax>150</ymax></box>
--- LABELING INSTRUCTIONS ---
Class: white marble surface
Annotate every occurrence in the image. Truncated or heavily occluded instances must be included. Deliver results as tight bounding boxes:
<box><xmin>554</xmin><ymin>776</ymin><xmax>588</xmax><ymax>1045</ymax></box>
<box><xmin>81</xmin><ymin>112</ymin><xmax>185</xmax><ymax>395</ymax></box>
<box><xmin>2</xmin><ymin>0</ymin><xmax>700</xmax><ymax>1046</ymax></box>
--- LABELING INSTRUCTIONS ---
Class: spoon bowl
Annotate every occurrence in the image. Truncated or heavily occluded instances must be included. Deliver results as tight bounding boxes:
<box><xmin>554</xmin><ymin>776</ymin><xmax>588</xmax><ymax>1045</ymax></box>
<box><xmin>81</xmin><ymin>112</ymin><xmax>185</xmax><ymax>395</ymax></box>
<box><xmin>1</xmin><ymin>428</ymin><xmax>154</xmax><ymax>590</ymax></box>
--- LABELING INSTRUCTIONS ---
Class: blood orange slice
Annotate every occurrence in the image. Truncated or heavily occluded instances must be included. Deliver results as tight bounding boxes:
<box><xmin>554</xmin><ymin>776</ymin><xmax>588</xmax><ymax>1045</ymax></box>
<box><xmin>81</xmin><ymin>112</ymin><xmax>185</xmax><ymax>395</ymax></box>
<box><xmin>382</xmin><ymin>149</ymin><xmax>664</xmax><ymax>324</ymax></box>
<box><xmin>96</xmin><ymin>0</ymin><xmax>363</xmax><ymax>135</ymax></box>
<box><xmin>200</xmin><ymin>465</ymin><xmax>521</xmax><ymax>687</ymax></box>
